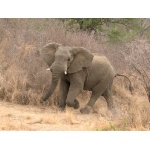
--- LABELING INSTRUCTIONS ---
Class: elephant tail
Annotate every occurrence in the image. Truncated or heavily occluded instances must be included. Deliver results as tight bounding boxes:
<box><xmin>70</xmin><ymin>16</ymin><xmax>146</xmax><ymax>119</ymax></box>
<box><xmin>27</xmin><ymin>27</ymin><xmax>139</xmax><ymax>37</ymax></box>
<box><xmin>115</xmin><ymin>73</ymin><xmax>133</xmax><ymax>95</ymax></box>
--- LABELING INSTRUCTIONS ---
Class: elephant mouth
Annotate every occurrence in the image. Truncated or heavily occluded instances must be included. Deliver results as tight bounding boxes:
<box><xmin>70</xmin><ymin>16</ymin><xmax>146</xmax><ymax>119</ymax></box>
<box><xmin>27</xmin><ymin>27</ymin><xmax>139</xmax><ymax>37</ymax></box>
<box><xmin>64</xmin><ymin>71</ymin><xmax>67</xmax><ymax>75</ymax></box>
<box><xmin>46</xmin><ymin>68</ymin><xmax>50</xmax><ymax>71</ymax></box>
<box><xmin>46</xmin><ymin>68</ymin><xmax>68</xmax><ymax>75</ymax></box>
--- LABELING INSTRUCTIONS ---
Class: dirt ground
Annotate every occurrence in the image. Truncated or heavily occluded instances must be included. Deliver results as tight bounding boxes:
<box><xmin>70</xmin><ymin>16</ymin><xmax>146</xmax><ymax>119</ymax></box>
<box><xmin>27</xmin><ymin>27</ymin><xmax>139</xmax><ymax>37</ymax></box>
<box><xmin>0</xmin><ymin>100</ymin><xmax>127</xmax><ymax>131</ymax></box>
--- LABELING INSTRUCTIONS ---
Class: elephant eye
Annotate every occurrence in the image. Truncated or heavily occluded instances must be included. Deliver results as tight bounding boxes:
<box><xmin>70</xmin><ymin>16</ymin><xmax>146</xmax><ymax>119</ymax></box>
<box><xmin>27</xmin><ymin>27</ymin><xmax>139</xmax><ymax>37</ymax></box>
<box><xmin>68</xmin><ymin>58</ymin><xmax>70</xmax><ymax>61</ymax></box>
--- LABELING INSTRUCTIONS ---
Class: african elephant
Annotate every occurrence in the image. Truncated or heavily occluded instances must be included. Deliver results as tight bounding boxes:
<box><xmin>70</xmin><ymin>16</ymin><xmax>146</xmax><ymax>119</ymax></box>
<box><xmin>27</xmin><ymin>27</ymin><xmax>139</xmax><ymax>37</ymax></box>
<box><xmin>40</xmin><ymin>42</ymin><xmax>133</xmax><ymax>114</ymax></box>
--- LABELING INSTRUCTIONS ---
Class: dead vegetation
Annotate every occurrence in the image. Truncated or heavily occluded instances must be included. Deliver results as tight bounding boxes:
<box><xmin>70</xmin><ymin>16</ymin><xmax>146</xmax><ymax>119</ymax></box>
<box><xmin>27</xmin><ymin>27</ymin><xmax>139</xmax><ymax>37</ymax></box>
<box><xmin>0</xmin><ymin>18</ymin><xmax>150</xmax><ymax>130</ymax></box>
<box><xmin>125</xmin><ymin>40</ymin><xmax>150</xmax><ymax>101</ymax></box>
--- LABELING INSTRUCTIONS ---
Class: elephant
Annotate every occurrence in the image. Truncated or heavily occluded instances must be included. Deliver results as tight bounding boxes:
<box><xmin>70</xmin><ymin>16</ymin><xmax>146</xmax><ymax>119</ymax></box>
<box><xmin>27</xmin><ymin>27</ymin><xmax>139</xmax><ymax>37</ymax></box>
<box><xmin>40</xmin><ymin>42</ymin><xmax>133</xmax><ymax>114</ymax></box>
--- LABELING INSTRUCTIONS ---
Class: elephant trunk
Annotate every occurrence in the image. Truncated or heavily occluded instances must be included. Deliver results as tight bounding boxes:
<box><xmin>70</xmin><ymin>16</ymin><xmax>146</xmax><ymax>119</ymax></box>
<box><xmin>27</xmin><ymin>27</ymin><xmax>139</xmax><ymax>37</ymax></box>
<box><xmin>42</xmin><ymin>76</ymin><xmax>59</xmax><ymax>101</ymax></box>
<box><xmin>41</xmin><ymin>63</ymin><xmax>66</xmax><ymax>101</ymax></box>
<box><xmin>51</xmin><ymin>62</ymin><xmax>68</xmax><ymax>77</ymax></box>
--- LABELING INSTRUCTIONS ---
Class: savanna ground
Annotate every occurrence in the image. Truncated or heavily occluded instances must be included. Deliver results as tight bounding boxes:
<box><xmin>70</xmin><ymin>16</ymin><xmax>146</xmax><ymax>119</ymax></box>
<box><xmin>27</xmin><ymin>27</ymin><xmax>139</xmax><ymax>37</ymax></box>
<box><xmin>0</xmin><ymin>19</ymin><xmax>150</xmax><ymax>130</ymax></box>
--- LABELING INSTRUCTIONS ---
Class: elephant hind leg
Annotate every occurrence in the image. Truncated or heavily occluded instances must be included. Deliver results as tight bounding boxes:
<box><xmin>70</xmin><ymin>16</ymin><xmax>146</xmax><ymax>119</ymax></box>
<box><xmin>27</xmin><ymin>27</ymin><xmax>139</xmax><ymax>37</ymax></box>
<box><xmin>102</xmin><ymin>88</ymin><xmax>114</xmax><ymax>110</ymax></box>
<box><xmin>102</xmin><ymin>80</ymin><xmax>115</xmax><ymax>110</ymax></box>
<box><xmin>102</xmin><ymin>85</ymin><xmax>120</xmax><ymax>118</ymax></box>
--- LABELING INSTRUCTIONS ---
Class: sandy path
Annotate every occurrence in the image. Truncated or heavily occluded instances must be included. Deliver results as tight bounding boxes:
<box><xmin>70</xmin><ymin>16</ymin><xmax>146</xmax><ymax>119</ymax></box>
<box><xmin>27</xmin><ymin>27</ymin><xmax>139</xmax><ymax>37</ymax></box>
<box><xmin>0</xmin><ymin>101</ymin><xmax>116</xmax><ymax>131</ymax></box>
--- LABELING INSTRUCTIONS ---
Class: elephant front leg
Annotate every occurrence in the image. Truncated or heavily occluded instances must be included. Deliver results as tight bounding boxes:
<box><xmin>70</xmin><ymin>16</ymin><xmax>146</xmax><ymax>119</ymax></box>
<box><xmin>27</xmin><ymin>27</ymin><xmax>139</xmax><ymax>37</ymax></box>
<box><xmin>80</xmin><ymin>82</ymin><xmax>106</xmax><ymax>114</ymax></box>
<box><xmin>102</xmin><ymin>89</ymin><xmax>114</xmax><ymax>110</ymax></box>
<box><xmin>66</xmin><ymin>85</ymin><xmax>81</xmax><ymax>109</ymax></box>
<box><xmin>59</xmin><ymin>79</ymin><xmax>70</xmax><ymax>110</ymax></box>
<box><xmin>80</xmin><ymin>93</ymin><xmax>100</xmax><ymax>114</ymax></box>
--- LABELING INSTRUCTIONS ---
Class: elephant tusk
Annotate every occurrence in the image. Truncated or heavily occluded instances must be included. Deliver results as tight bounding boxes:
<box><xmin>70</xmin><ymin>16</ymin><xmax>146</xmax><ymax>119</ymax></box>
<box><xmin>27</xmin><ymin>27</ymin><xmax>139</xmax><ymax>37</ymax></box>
<box><xmin>64</xmin><ymin>71</ymin><xmax>67</xmax><ymax>75</ymax></box>
<box><xmin>46</xmin><ymin>68</ymin><xmax>50</xmax><ymax>71</ymax></box>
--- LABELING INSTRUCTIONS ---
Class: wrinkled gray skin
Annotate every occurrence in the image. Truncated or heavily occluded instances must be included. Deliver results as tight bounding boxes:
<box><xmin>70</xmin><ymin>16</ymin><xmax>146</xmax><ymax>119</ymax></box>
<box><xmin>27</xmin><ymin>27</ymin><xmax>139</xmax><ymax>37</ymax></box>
<box><xmin>40</xmin><ymin>42</ymin><xmax>132</xmax><ymax>114</ymax></box>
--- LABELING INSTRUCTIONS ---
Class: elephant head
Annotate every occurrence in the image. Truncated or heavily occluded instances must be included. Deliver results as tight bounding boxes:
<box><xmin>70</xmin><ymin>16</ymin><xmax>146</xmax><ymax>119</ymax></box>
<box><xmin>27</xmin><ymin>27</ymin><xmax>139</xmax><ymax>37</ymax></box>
<box><xmin>40</xmin><ymin>42</ymin><xmax>93</xmax><ymax>101</ymax></box>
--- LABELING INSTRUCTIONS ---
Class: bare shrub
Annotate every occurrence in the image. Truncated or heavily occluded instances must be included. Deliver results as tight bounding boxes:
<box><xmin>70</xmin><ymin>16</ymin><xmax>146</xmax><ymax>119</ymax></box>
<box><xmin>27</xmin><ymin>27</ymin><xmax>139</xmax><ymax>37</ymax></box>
<box><xmin>124</xmin><ymin>40</ymin><xmax>150</xmax><ymax>101</ymax></box>
<box><xmin>0</xmin><ymin>18</ymin><xmax>106</xmax><ymax>105</ymax></box>
<box><xmin>0</xmin><ymin>19</ymin><xmax>150</xmax><ymax>130</ymax></box>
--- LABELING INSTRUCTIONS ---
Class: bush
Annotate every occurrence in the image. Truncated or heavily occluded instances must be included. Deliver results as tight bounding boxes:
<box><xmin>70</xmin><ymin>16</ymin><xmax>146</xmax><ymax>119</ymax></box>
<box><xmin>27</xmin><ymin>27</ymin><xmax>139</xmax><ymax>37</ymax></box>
<box><xmin>0</xmin><ymin>18</ymin><xmax>150</xmax><ymax>129</ymax></box>
<box><xmin>0</xmin><ymin>18</ymin><xmax>105</xmax><ymax>105</ymax></box>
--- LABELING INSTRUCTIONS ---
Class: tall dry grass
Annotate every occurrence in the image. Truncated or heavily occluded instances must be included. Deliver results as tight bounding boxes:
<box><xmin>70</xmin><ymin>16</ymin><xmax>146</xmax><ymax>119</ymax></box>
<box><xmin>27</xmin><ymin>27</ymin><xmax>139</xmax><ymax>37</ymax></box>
<box><xmin>0</xmin><ymin>18</ymin><xmax>107</xmax><ymax>106</ymax></box>
<box><xmin>0</xmin><ymin>18</ymin><xmax>150</xmax><ymax>130</ymax></box>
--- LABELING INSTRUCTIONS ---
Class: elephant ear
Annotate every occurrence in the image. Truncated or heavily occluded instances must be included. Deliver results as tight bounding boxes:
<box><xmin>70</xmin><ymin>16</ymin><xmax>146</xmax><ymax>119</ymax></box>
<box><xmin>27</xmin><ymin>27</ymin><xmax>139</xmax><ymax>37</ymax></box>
<box><xmin>40</xmin><ymin>42</ymin><xmax>61</xmax><ymax>67</ymax></box>
<box><xmin>68</xmin><ymin>47</ymin><xmax>94</xmax><ymax>73</ymax></box>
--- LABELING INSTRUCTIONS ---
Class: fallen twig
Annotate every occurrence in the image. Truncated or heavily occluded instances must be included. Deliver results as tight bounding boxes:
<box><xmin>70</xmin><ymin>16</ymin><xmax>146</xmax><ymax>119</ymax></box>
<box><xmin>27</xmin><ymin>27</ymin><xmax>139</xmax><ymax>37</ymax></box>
<box><xmin>27</xmin><ymin>118</ymin><xmax>43</xmax><ymax>124</ymax></box>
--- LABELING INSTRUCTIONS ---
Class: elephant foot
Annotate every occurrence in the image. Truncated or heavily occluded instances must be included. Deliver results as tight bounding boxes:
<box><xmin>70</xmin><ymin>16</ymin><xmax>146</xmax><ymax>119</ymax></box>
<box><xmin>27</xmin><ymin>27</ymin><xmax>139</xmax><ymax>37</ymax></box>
<box><xmin>40</xmin><ymin>95</ymin><xmax>48</xmax><ymax>104</ymax></box>
<box><xmin>107</xmin><ymin>107</ymin><xmax>121</xmax><ymax>119</ymax></box>
<box><xmin>80</xmin><ymin>106</ymin><xmax>91</xmax><ymax>114</ymax></box>
<box><xmin>74</xmin><ymin>99</ymin><xmax>79</xmax><ymax>109</ymax></box>
<box><xmin>58</xmin><ymin>101</ymin><xmax>66</xmax><ymax>110</ymax></box>
<box><xmin>112</xmin><ymin>108</ymin><xmax>121</xmax><ymax>117</ymax></box>
<box><xmin>58</xmin><ymin>105</ymin><xmax>66</xmax><ymax>111</ymax></box>
<box><xmin>40</xmin><ymin>98</ymin><xmax>46</xmax><ymax>105</ymax></box>
<box><xmin>66</xmin><ymin>99</ymin><xmax>79</xmax><ymax>109</ymax></box>
<box><xmin>58</xmin><ymin>106</ymin><xmax>66</xmax><ymax>112</ymax></box>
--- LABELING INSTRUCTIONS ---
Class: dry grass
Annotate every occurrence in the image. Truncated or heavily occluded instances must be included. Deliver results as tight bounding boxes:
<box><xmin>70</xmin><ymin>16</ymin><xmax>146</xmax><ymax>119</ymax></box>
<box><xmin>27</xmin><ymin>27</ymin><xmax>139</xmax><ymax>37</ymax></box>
<box><xmin>0</xmin><ymin>19</ymin><xmax>150</xmax><ymax>130</ymax></box>
<box><xmin>0</xmin><ymin>18</ymin><xmax>105</xmax><ymax>106</ymax></box>
<box><xmin>0</xmin><ymin>84</ymin><xmax>150</xmax><ymax>131</ymax></box>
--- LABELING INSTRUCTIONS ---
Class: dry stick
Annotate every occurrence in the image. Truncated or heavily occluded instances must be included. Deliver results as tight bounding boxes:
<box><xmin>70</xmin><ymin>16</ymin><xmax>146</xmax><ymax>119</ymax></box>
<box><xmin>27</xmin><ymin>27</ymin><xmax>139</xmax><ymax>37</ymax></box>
<box><xmin>142</xmin><ymin>68</ymin><xmax>150</xmax><ymax>83</ymax></box>
<box><xmin>27</xmin><ymin>118</ymin><xmax>43</xmax><ymax>124</ymax></box>
<box><xmin>132</xmin><ymin>64</ymin><xmax>150</xmax><ymax>100</ymax></box>
<box><xmin>132</xmin><ymin>64</ymin><xmax>148</xmax><ymax>89</ymax></box>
